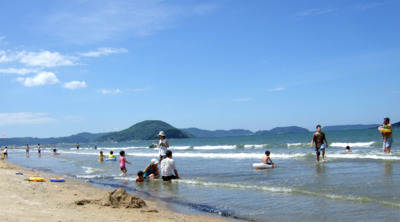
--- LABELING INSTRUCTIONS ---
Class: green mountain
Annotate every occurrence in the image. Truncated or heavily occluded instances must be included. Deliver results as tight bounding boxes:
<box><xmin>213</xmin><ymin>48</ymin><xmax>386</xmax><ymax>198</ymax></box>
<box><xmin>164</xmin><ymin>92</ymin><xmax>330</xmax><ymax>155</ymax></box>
<box><xmin>323</xmin><ymin>124</ymin><xmax>380</xmax><ymax>131</ymax></box>
<box><xmin>96</xmin><ymin>120</ymin><xmax>193</xmax><ymax>142</ymax></box>
<box><xmin>0</xmin><ymin>132</ymin><xmax>111</xmax><ymax>146</ymax></box>
<box><xmin>255</xmin><ymin>126</ymin><xmax>309</xmax><ymax>135</ymax></box>
<box><xmin>181</xmin><ymin>128</ymin><xmax>253</xmax><ymax>138</ymax></box>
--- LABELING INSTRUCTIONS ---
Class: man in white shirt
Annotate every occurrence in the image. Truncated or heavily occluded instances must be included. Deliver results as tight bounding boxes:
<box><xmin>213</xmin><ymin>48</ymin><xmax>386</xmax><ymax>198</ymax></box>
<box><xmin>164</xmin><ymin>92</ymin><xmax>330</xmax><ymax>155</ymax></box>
<box><xmin>161</xmin><ymin>150</ymin><xmax>180</xmax><ymax>181</ymax></box>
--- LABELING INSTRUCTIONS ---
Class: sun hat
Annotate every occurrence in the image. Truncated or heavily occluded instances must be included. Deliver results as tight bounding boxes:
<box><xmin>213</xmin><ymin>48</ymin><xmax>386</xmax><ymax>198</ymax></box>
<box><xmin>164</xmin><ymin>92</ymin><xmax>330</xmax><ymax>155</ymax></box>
<box><xmin>158</xmin><ymin>131</ymin><xmax>166</xmax><ymax>137</ymax></box>
<box><xmin>151</xmin><ymin>158</ymin><xmax>158</xmax><ymax>165</ymax></box>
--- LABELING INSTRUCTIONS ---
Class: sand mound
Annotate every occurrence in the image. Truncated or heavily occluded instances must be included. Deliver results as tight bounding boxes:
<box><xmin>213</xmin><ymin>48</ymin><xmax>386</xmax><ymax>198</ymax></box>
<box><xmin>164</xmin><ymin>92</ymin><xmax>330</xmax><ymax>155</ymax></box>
<box><xmin>76</xmin><ymin>188</ymin><xmax>146</xmax><ymax>209</ymax></box>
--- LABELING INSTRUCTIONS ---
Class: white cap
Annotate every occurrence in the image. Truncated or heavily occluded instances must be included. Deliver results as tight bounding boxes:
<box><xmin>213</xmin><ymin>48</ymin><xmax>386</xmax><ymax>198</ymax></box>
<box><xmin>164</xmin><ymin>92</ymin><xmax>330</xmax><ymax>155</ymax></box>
<box><xmin>158</xmin><ymin>131</ymin><xmax>165</xmax><ymax>137</ymax></box>
<box><xmin>151</xmin><ymin>158</ymin><xmax>158</xmax><ymax>165</ymax></box>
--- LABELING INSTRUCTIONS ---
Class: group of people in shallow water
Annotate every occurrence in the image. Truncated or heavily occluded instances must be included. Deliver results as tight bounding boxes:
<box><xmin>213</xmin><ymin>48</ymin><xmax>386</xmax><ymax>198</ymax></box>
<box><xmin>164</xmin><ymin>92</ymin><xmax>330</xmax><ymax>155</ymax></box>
<box><xmin>310</xmin><ymin>117</ymin><xmax>394</xmax><ymax>162</ymax></box>
<box><xmin>98</xmin><ymin>131</ymin><xmax>180</xmax><ymax>182</ymax></box>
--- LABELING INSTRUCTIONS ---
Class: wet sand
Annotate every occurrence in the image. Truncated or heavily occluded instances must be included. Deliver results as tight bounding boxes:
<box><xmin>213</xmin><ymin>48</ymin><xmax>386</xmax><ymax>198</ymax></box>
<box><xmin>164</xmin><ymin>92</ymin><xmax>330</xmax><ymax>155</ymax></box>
<box><xmin>0</xmin><ymin>159</ymin><xmax>230</xmax><ymax>222</ymax></box>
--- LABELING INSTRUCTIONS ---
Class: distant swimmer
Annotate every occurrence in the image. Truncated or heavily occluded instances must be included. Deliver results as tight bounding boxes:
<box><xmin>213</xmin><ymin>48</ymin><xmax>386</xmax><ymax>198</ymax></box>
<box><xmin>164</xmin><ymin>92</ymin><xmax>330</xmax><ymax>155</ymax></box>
<box><xmin>311</xmin><ymin>125</ymin><xmax>328</xmax><ymax>162</ymax></box>
<box><xmin>345</xmin><ymin>146</ymin><xmax>351</xmax><ymax>153</ymax></box>
<box><xmin>26</xmin><ymin>144</ymin><xmax>30</xmax><ymax>157</ymax></box>
<box><xmin>108</xmin><ymin>151</ymin><xmax>115</xmax><ymax>159</ymax></box>
<box><xmin>99</xmin><ymin>151</ymin><xmax>105</xmax><ymax>162</ymax></box>
<box><xmin>76</xmin><ymin>143</ymin><xmax>80</xmax><ymax>150</ymax></box>
<box><xmin>380</xmin><ymin>117</ymin><xmax>393</xmax><ymax>154</ymax></box>
<box><xmin>38</xmin><ymin>144</ymin><xmax>41</xmax><ymax>157</ymax></box>
<box><xmin>262</xmin><ymin>150</ymin><xmax>275</xmax><ymax>168</ymax></box>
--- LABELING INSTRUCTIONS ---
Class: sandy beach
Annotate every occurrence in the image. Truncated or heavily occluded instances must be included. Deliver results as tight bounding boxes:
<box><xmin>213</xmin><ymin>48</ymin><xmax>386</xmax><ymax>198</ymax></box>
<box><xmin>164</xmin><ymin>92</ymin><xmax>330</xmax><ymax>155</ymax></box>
<box><xmin>0</xmin><ymin>159</ymin><xmax>229</xmax><ymax>222</ymax></box>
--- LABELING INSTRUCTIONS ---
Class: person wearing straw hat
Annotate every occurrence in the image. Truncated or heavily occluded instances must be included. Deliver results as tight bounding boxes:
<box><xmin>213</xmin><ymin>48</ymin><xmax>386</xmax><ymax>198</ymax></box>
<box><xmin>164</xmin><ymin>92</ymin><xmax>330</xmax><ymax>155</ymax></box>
<box><xmin>158</xmin><ymin>131</ymin><xmax>169</xmax><ymax>163</ymax></box>
<box><xmin>143</xmin><ymin>158</ymin><xmax>160</xmax><ymax>179</ymax></box>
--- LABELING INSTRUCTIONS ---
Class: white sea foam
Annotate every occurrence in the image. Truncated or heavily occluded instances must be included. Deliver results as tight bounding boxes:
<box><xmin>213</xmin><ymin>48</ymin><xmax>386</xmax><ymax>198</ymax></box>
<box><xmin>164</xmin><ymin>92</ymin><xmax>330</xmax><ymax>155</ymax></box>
<box><xmin>130</xmin><ymin>152</ymin><xmax>306</xmax><ymax>159</ymax></box>
<box><xmin>170</xmin><ymin>146</ymin><xmax>192</xmax><ymax>150</ymax></box>
<box><xmin>330</xmin><ymin>142</ymin><xmax>375</xmax><ymax>147</ymax></box>
<box><xmin>328</xmin><ymin>153</ymin><xmax>400</xmax><ymax>160</ymax></box>
<box><xmin>287</xmin><ymin>143</ymin><xmax>309</xmax><ymax>148</ymax></box>
<box><xmin>177</xmin><ymin>180</ymin><xmax>293</xmax><ymax>193</ymax></box>
<box><xmin>193</xmin><ymin>145</ymin><xmax>237</xmax><ymax>150</ymax></box>
<box><xmin>244</xmin><ymin>144</ymin><xmax>268</xmax><ymax>149</ymax></box>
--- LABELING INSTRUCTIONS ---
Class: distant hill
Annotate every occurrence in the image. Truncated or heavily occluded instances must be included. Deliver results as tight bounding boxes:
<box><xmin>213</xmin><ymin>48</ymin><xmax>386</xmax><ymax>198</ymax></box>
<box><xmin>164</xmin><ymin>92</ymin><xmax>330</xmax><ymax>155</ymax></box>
<box><xmin>0</xmin><ymin>132</ymin><xmax>111</xmax><ymax>146</ymax></box>
<box><xmin>323</xmin><ymin>124</ymin><xmax>380</xmax><ymax>131</ymax></box>
<box><xmin>255</xmin><ymin>126</ymin><xmax>309</xmax><ymax>135</ymax></box>
<box><xmin>181</xmin><ymin>128</ymin><xmax>253</xmax><ymax>138</ymax></box>
<box><xmin>97</xmin><ymin>120</ymin><xmax>193</xmax><ymax>142</ymax></box>
<box><xmin>392</xmin><ymin>122</ymin><xmax>400</xmax><ymax>127</ymax></box>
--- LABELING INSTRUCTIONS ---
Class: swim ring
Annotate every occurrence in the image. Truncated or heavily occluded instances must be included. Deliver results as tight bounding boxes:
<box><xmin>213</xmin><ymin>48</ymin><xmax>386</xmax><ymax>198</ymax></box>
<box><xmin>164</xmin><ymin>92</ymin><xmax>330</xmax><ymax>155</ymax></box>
<box><xmin>378</xmin><ymin>126</ymin><xmax>391</xmax><ymax>133</ymax></box>
<box><xmin>106</xmin><ymin>158</ymin><xmax>116</xmax><ymax>162</ymax></box>
<box><xmin>252</xmin><ymin>163</ymin><xmax>273</xmax><ymax>169</ymax></box>
<box><xmin>28</xmin><ymin>177</ymin><xmax>45</xmax><ymax>182</ymax></box>
<box><xmin>50</xmin><ymin>178</ymin><xmax>65</xmax><ymax>182</ymax></box>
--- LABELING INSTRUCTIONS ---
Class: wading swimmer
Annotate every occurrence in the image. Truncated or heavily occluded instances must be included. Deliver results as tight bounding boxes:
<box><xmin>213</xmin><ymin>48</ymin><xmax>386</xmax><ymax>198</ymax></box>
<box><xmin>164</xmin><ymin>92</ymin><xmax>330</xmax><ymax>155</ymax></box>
<box><xmin>135</xmin><ymin>171</ymin><xmax>144</xmax><ymax>183</ymax></box>
<box><xmin>143</xmin><ymin>158</ymin><xmax>159</xmax><ymax>179</ymax></box>
<box><xmin>99</xmin><ymin>151</ymin><xmax>105</xmax><ymax>162</ymax></box>
<box><xmin>161</xmin><ymin>150</ymin><xmax>180</xmax><ymax>181</ymax></box>
<box><xmin>381</xmin><ymin>117</ymin><xmax>393</xmax><ymax>154</ymax></box>
<box><xmin>158</xmin><ymin>131</ymin><xmax>169</xmax><ymax>164</ymax></box>
<box><xmin>345</xmin><ymin>146</ymin><xmax>351</xmax><ymax>153</ymax></box>
<box><xmin>311</xmin><ymin>125</ymin><xmax>328</xmax><ymax>162</ymax></box>
<box><xmin>119</xmin><ymin>150</ymin><xmax>131</xmax><ymax>176</ymax></box>
<box><xmin>262</xmin><ymin>150</ymin><xmax>275</xmax><ymax>168</ymax></box>
<box><xmin>38</xmin><ymin>144</ymin><xmax>41</xmax><ymax>157</ymax></box>
<box><xmin>26</xmin><ymin>144</ymin><xmax>30</xmax><ymax>157</ymax></box>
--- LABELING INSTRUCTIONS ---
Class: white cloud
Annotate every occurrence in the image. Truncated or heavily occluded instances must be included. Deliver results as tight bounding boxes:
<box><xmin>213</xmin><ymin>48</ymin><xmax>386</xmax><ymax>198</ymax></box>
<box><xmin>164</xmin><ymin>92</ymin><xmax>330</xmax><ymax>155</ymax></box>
<box><xmin>0</xmin><ymin>112</ymin><xmax>55</xmax><ymax>126</ymax></box>
<box><xmin>63</xmin><ymin>81</ymin><xmax>87</xmax><ymax>90</ymax></box>
<box><xmin>99</xmin><ymin>88</ymin><xmax>122</xmax><ymax>95</ymax></box>
<box><xmin>269</xmin><ymin>86</ymin><xmax>285</xmax><ymax>92</ymax></box>
<box><xmin>18</xmin><ymin>51</ymin><xmax>75</xmax><ymax>67</ymax></box>
<box><xmin>0</xmin><ymin>68</ymin><xmax>38</xmax><ymax>75</ymax></box>
<box><xmin>79</xmin><ymin>47</ymin><xmax>128</xmax><ymax>57</ymax></box>
<box><xmin>17</xmin><ymin>71</ymin><xmax>60</xmax><ymax>87</ymax></box>
<box><xmin>232</xmin><ymin>97</ymin><xmax>254</xmax><ymax>102</ymax></box>
<box><xmin>0</xmin><ymin>35</ymin><xmax>5</xmax><ymax>43</ymax></box>
<box><xmin>0</xmin><ymin>50</ymin><xmax>14</xmax><ymax>63</ymax></box>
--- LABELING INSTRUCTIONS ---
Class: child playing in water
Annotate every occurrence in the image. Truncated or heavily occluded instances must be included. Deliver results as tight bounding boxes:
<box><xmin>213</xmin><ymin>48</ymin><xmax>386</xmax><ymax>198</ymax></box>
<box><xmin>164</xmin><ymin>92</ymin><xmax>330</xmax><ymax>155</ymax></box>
<box><xmin>99</xmin><ymin>151</ymin><xmax>105</xmax><ymax>162</ymax></box>
<box><xmin>345</xmin><ymin>146</ymin><xmax>351</xmax><ymax>152</ymax></box>
<box><xmin>262</xmin><ymin>150</ymin><xmax>274</xmax><ymax>168</ymax></box>
<box><xmin>108</xmin><ymin>151</ymin><xmax>115</xmax><ymax>159</ymax></box>
<box><xmin>135</xmin><ymin>171</ymin><xmax>144</xmax><ymax>183</ymax></box>
<box><xmin>119</xmin><ymin>151</ymin><xmax>131</xmax><ymax>176</ymax></box>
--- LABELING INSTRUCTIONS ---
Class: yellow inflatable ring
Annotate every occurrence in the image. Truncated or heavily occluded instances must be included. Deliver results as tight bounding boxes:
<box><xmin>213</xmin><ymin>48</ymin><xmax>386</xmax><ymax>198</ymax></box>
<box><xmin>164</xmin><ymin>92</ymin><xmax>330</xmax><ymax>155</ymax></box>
<box><xmin>378</xmin><ymin>126</ymin><xmax>391</xmax><ymax>133</ymax></box>
<box><xmin>28</xmin><ymin>177</ymin><xmax>45</xmax><ymax>182</ymax></box>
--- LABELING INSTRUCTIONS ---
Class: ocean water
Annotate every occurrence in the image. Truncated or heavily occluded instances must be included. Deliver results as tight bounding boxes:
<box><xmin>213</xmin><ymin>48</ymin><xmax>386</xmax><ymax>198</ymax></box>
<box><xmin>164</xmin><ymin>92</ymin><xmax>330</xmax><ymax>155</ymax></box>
<box><xmin>5</xmin><ymin>128</ymin><xmax>400</xmax><ymax>221</ymax></box>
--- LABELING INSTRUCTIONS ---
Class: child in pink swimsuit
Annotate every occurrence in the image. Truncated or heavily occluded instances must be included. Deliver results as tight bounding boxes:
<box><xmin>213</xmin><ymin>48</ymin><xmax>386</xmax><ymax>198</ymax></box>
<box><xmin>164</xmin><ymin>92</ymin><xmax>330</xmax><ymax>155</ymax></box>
<box><xmin>119</xmin><ymin>150</ymin><xmax>131</xmax><ymax>176</ymax></box>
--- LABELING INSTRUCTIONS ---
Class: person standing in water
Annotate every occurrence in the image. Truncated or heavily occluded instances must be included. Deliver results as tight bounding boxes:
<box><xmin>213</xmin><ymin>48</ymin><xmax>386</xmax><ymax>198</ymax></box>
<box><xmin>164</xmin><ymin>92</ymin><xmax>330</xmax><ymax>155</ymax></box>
<box><xmin>76</xmin><ymin>143</ymin><xmax>80</xmax><ymax>150</ymax></box>
<box><xmin>119</xmin><ymin>150</ymin><xmax>131</xmax><ymax>176</ymax></box>
<box><xmin>381</xmin><ymin>117</ymin><xmax>393</xmax><ymax>154</ymax></box>
<box><xmin>158</xmin><ymin>131</ymin><xmax>169</xmax><ymax>164</ymax></box>
<box><xmin>311</xmin><ymin>125</ymin><xmax>328</xmax><ymax>162</ymax></box>
<box><xmin>37</xmin><ymin>144</ymin><xmax>41</xmax><ymax>157</ymax></box>
<box><xmin>26</xmin><ymin>144</ymin><xmax>30</xmax><ymax>157</ymax></box>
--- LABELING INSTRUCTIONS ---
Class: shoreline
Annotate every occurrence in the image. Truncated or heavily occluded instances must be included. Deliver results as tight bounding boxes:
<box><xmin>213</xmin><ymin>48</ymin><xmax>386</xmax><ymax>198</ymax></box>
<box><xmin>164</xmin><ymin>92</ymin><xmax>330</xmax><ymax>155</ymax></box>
<box><xmin>0</xmin><ymin>159</ymin><xmax>230</xmax><ymax>222</ymax></box>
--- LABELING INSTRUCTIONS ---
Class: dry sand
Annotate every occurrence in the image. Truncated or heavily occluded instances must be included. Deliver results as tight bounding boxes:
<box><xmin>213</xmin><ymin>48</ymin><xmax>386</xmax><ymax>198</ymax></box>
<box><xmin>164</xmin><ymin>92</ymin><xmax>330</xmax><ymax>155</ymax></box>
<box><xmin>0</xmin><ymin>159</ymin><xmax>230</xmax><ymax>222</ymax></box>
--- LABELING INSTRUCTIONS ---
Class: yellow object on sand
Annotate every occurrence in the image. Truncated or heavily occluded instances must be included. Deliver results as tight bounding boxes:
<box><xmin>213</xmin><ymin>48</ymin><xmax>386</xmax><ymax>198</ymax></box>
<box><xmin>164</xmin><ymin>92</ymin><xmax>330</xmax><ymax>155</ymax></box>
<box><xmin>378</xmin><ymin>126</ymin><xmax>391</xmax><ymax>133</ymax></box>
<box><xmin>28</xmin><ymin>177</ymin><xmax>45</xmax><ymax>182</ymax></box>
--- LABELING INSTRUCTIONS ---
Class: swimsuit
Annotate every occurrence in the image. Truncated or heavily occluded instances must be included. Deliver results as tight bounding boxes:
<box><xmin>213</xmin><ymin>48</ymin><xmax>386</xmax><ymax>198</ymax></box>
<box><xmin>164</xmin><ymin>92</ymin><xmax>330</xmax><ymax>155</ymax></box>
<box><xmin>120</xmin><ymin>156</ymin><xmax>126</xmax><ymax>170</ymax></box>
<box><xmin>144</xmin><ymin>165</ymin><xmax>156</xmax><ymax>178</ymax></box>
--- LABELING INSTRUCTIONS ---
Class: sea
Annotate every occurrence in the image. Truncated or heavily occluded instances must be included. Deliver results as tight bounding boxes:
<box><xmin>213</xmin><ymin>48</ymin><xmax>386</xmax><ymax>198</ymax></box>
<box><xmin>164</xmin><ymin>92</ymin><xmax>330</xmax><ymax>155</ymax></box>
<box><xmin>4</xmin><ymin>128</ymin><xmax>400</xmax><ymax>222</ymax></box>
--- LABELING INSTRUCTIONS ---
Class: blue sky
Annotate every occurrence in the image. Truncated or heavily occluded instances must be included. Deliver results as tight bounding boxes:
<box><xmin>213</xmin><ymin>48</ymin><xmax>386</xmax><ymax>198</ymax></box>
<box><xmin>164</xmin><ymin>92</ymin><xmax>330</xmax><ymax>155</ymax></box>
<box><xmin>1</xmin><ymin>0</ymin><xmax>399</xmax><ymax>138</ymax></box>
